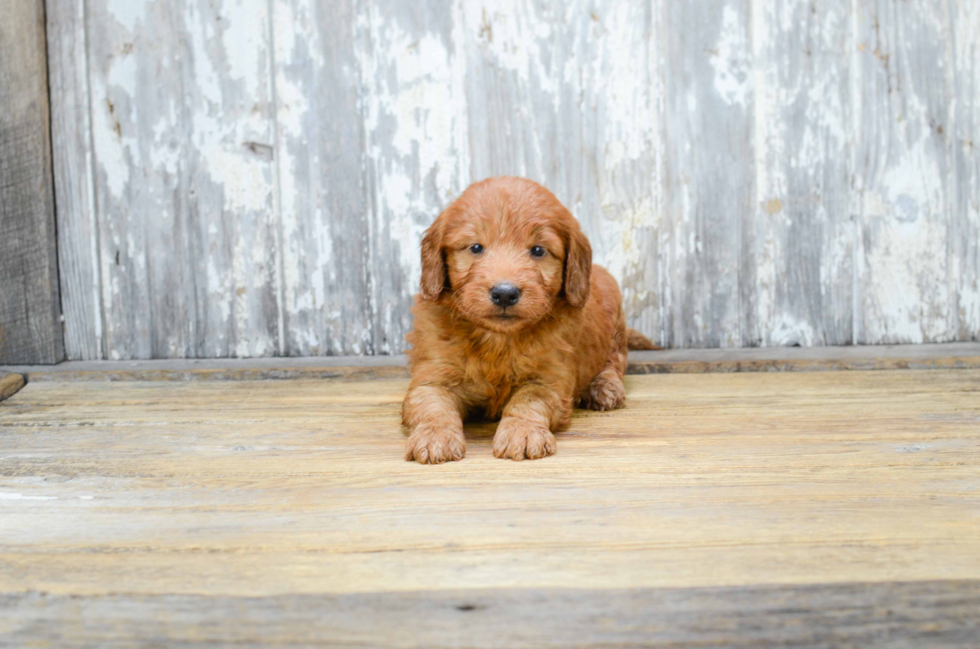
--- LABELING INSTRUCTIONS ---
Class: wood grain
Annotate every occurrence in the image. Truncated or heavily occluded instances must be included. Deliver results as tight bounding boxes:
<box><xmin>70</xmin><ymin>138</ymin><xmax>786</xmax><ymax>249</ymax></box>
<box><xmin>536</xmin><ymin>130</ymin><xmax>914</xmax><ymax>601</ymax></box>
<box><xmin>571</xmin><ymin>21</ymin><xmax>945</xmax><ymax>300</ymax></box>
<box><xmin>44</xmin><ymin>1</ymin><xmax>980</xmax><ymax>359</ymax></box>
<box><xmin>662</xmin><ymin>0</ymin><xmax>751</xmax><ymax>349</ymax></box>
<box><xmin>82</xmin><ymin>0</ymin><xmax>281</xmax><ymax>359</ymax></box>
<box><xmin>2</xmin><ymin>581</ymin><xmax>978</xmax><ymax>648</ymax></box>
<box><xmin>0</xmin><ymin>0</ymin><xmax>64</xmax><ymax>365</ymax></box>
<box><xmin>852</xmin><ymin>1</ymin><xmax>954</xmax><ymax>344</ymax></box>
<box><xmin>950</xmin><ymin>2</ymin><xmax>980</xmax><ymax>341</ymax></box>
<box><xmin>3</xmin><ymin>342</ymin><xmax>980</xmax><ymax>382</ymax></box>
<box><xmin>461</xmin><ymin>1</ymin><xmax>665</xmax><ymax>342</ymax></box>
<box><xmin>749</xmin><ymin>0</ymin><xmax>853</xmax><ymax>346</ymax></box>
<box><xmin>272</xmin><ymin>0</ymin><xmax>375</xmax><ymax>356</ymax></box>
<box><xmin>357</xmin><ymin>0</ymin><xmax>469</xmax><ymax>355</ymax></box>
<box><xmin>46</xmin><ymin>0</ymin><xmax>103</xmax><ymax>361</ymax></box>
<box><xmin>1</xmin><ymin>370</ymin><xmax>978</xmax><ymax>599</ymax></box>
<box><xmin>3</xmin><ymin>368</ymin><xmax>979</xmax><ymax>643</ymax></box>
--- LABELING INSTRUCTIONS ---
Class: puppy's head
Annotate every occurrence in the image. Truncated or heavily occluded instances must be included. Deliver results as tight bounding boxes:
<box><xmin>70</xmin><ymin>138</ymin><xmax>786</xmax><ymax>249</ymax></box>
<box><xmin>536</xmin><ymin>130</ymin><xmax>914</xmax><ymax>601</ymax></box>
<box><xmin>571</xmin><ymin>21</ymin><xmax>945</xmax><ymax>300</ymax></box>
<box><xmin>419</xmin><ymin>177</ymin><xmax>591</xmax><ymax>333</ymax></box>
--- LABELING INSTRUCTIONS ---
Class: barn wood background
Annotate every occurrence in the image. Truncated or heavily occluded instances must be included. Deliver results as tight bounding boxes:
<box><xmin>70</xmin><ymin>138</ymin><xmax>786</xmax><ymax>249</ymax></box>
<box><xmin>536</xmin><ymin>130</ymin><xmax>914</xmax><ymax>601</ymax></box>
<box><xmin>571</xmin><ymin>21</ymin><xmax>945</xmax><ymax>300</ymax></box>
<box><xmin>45</xmin><ymin>0</ymin><xmax>980</xmax><ymax>360</ymax></box>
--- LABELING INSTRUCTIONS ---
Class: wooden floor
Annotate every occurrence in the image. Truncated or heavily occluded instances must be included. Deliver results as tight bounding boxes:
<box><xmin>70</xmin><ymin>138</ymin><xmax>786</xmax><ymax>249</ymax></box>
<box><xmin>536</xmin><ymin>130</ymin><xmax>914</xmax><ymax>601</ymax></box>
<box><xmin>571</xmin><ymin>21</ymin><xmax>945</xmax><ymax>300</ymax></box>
<box><xmin>1</xmin><ymin>369</ymin><xmax>979</xmax><ymax>647</ymax></box>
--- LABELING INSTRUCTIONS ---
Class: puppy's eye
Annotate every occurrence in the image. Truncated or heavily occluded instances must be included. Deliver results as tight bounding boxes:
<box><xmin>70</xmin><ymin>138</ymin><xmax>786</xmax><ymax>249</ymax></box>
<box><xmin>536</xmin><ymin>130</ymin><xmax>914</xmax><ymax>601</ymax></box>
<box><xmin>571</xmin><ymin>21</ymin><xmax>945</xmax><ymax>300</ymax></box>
<box><xmin>469</xmin><ymin>244</ymin><xmax>484</xmax><ymax>254</ymax></box>
<box><xmin>530</xmin><ymin>245</ymin><xmax>546</xmax><ymax>258</ymax></box>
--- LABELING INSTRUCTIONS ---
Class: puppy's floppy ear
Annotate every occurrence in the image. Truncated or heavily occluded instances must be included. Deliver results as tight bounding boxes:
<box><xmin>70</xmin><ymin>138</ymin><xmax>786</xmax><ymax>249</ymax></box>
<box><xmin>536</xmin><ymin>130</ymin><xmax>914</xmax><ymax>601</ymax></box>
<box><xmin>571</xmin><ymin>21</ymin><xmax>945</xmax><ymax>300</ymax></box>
<box><xmin>563</xmin><ymin>224</ymin><xmax>592</xmax><ymax>308</ymax></box>
<box><xmin>419</xmin><ymin>219</ymin><xmax>447</xmax><ymax>300</ymax></box>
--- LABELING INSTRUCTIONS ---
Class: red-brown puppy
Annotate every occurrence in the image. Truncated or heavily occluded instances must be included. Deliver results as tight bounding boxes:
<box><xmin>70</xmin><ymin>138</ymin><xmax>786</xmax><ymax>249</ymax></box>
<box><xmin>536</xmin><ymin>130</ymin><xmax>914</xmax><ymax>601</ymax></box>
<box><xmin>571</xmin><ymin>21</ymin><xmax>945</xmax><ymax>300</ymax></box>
<box><xmin>402</xmin><ymin>176</ymin><xmax>656</xmax><ymax>463</ymax></box>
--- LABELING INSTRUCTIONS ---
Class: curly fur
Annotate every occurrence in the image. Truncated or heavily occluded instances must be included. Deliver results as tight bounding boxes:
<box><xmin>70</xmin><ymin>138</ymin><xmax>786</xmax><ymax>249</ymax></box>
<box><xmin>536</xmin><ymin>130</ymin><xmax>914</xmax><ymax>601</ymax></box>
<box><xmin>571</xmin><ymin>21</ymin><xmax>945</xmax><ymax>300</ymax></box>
<box><xmin>402</xmin><ymin>176</ymin><xmax>655</xmax><ymax>463</ymax></box>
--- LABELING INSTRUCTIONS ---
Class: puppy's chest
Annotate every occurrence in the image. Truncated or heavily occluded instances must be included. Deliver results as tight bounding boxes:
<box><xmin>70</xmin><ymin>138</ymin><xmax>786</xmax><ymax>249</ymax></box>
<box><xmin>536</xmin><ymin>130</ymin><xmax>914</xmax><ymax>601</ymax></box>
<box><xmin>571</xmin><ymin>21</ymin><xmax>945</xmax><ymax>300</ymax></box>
<box><xmin>462</xmin><ymin>350</ymin><xmax>541</xmax><ymax>417</ymax></box>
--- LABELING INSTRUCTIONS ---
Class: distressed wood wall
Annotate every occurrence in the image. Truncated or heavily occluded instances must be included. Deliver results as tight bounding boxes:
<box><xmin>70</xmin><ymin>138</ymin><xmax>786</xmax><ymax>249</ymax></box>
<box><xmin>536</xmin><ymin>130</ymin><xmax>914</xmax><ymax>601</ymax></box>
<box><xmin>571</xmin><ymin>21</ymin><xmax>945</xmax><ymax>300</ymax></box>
<box><xmin>46</xmin><ymin>0</ymin><xmax>980</xmax><ymax>360</ymax></box>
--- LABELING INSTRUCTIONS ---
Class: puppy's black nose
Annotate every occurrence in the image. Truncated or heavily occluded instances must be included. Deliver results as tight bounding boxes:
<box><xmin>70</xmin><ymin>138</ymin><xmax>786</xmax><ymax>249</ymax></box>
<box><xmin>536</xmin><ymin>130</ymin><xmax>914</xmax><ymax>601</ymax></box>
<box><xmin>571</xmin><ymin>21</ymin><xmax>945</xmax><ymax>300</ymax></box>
<box><xmin>490</xmin><ymin>282</ymin><xmax>521</xmax><ymax>307</ymax></box>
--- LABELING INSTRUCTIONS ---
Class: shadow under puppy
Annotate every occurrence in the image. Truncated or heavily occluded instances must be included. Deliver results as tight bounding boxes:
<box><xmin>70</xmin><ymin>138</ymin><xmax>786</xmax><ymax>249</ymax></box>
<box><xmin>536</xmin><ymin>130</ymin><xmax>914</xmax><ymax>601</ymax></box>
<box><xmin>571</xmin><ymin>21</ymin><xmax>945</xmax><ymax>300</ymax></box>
<box><xmin>402</xmin><ymin>176</ymin><xmax>658</xmax><ymax>463</ymax></box>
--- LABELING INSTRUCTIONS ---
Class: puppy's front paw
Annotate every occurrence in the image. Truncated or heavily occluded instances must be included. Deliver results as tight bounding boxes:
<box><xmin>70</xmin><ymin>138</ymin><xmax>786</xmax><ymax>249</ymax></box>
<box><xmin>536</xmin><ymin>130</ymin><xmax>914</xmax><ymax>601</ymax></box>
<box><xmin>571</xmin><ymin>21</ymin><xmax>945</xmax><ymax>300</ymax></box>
<box><xmin>493</xmin><ymin>418</ymin><xmax>556</xmax><ymax>461</ymax></box>
<box><xmin>405</xmin><ymin>426</ymin><xmax>465</xmax><ymax>464</ymax></box>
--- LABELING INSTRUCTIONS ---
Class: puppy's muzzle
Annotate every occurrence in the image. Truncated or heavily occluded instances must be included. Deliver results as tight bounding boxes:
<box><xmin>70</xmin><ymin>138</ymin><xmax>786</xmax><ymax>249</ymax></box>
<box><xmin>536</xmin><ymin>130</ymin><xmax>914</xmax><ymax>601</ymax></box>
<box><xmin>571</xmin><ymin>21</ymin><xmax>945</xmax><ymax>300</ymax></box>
<box><xmin>490</xmin><ymin>282</ymin><xmax>521</xmax><ymax>307</ymax></box>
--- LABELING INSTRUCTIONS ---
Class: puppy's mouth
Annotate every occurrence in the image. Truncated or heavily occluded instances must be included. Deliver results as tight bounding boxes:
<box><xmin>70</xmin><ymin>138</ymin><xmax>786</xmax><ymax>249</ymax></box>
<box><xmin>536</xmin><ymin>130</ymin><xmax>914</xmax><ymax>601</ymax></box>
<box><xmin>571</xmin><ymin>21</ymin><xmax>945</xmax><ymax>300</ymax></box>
<box><xmin>481</xmin><ymin>312</ymin><xmax>526</xmax><ymax>330</ymax></box>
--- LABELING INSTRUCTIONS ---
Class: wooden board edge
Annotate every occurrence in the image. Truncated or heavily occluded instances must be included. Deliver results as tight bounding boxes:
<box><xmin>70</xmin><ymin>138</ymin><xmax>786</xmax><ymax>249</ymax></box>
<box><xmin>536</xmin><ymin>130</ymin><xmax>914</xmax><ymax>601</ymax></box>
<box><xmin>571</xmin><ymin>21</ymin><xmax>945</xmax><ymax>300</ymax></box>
<box><xmin>2</xmin><ymin>580</ymin><xmax>978</xmax><ymax>648</ymax></box>
<box><xmin>626</xmin><ymin>355</ymin><xmax>980</xmax><ymax>374</ymax></box>
<box><xmin>3</xmin><ymin>344</ymin><xmax>980</xmax><ymax>382</ymax></box>
<box><xmin>16</xmin><ymin>365</ymin><xmax>411</xmax><ymax>383</ymax></box>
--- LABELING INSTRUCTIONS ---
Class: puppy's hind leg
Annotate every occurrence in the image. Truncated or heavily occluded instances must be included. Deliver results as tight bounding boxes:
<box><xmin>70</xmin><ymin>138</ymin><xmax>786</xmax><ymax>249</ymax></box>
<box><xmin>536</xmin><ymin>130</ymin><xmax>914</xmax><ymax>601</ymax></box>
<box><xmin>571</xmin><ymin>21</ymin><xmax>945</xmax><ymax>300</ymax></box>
<box><xmin>581</xmin><ymin>323</ymin><xmax>628</xmax><ymax>412</ymax></box>
<box><xmin>581</xmin><ymin>367</ymin><xmax>626</xmax><ymax>411</ymax></box>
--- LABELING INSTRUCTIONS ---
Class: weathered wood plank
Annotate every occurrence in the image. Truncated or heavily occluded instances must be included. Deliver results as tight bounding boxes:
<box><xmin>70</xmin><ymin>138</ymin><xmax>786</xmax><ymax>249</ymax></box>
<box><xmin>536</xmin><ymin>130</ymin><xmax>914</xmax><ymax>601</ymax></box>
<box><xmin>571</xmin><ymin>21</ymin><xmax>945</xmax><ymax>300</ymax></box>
<box><xmin>0</xmin><ymin>0</ymin><xmax>64</xmax><ymax>365</ymax></box>
<box><xmin>272</xmin><ymin>0</ymin><xmax>374</xmax><ymax>356</ymax></box>
<box><xmin>41</xmin><ymin>0</ymin><xmax>980</xmax><ymax>359</ymax></box>
<box><xmin>748</xmin><ymin>0</ymin><xmax>853</xmax><ymax>346</ymax></box>
<box><xmin>84</xmin><ymin>0</ymin><xmax>281</xmax><ymax>359</ymax></box>
<box><xmin>662</xmin><ymin>0</ymin><xmax>753</xmax><ymax>348</ymax></box>
<box><xmin>8</xmin><ymin>361</ymin><xmax>411</xmax><ymax>383</ymax></box>
<box><xmin>852</xmin><ymin>1</ymin><xmax>954</xmax><ymax>344</ymax></box>
<box><xmin>358</xmin><ymin>0</ymin><xmax>470</xmax><ymax>354</ymax></box>
<box><xmin>1</xmin><ymin>370</ymin><xmax>978</xmax><ymax>597</ymax></box>
<box><xmin>950</xmin><ymin>2</ymin><xmax>980</xmax><ymax>341</ymax></box>
<box><xmin>3</xmin><ymin>581</ymin><xmax>979</xmax><ymax>648</ymax></box>
<box><xmin>46</xmin><ymin>0</ymin><xmax>103</xmax><ymax>361</ymax></box>
<box><xmin>3</xmin><ymin>342</ymin><xmax>980</xmax><ymax>382</ymax></box>
<box><xmin>460</xmin><ymin>0</ymin><xmax>665</xmax><ymax>344</ymax></box>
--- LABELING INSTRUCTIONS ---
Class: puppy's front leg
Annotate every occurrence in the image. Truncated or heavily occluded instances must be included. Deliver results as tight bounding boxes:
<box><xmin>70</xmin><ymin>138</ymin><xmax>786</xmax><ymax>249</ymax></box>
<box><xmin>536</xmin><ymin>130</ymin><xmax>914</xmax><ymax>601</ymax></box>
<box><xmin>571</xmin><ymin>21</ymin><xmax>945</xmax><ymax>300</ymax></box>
<box><xmin>402</xmin><ymin>385</ymin><xmax>466</xmax><ymax>464</ymax></box>
<box><xmin>493</xmin><ymin>384</ymin><xmax>572</xmax><ymax>461</ymax></box>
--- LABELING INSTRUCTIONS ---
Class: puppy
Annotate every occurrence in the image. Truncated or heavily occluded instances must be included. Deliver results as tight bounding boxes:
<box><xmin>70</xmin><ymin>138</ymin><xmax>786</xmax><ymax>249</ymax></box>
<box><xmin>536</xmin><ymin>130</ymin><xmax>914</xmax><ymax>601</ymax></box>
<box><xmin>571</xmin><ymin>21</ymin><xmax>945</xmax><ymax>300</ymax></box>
<box><xmin>402</xmin><ymin>176</ymin><xmax>658</xmax><ymax>463</ymax></box>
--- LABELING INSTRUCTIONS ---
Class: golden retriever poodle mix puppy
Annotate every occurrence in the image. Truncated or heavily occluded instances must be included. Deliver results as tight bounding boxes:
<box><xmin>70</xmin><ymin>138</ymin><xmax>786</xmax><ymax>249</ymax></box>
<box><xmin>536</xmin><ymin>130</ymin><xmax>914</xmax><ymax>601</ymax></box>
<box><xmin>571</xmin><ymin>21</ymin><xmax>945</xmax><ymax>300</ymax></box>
<box><xmin>402</xmin><ymin>176</ymin><xmax>658</xmax><ymax>463</ymax></box>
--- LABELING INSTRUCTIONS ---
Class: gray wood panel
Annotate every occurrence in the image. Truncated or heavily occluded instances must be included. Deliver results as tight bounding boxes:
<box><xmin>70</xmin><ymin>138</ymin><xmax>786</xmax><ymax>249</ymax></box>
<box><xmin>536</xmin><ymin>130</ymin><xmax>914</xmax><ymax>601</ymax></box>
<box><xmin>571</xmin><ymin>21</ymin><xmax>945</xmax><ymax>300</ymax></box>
<box><xmin>951</xmin><ymin>2</ymin><xmax>980</xmax><ymax>341</ymax></box>
<box><xmin>853</xmin><ymin>1</ymin><xmax>954</xmax><ymax>344</ymax></box>
<box><xmin>46</xmin><ymin>0</ymin><xmax>102</xmax><ymax>361</ymax></box>
<box><xmin>83</xmin><ymin>0</ymin><xmax>281</xmax><ymax>359</ymax></box>
<box><xmin>358</xmin><ymin>0</ymin><xmax>470</xmax><ymax>355</ymax></box>
<box><xmin>0</xmin><ymin>0</ymin><xmax>64</xmax><ymax>365</ymax></box>
<box><xmin>272</xmin><ymin>0</ymin><xmax>374</xmax><ymax>356</ymax></box>
<box><xmin>663</xmin><ymin>0</ymin><xmax>752</xmax><ymax>348</ymax></box>
<box><xmin>748</xmin><ymin>0</ymin><xmax>853</xmax><ymax>346</ymax></box>
<box><xmin>2</xmin><ymin>581</ymin><xmax>978</xmax><ymax>648</ymax></box>
<box><xmin>462</xmin><ymin>0</ymin><xmax>665</xmax><ymax>343</ymax></box>
<box><xmin>44</xmin><ymin>0</ymin><xmax>980</xmax><ymax>359</ymax></box>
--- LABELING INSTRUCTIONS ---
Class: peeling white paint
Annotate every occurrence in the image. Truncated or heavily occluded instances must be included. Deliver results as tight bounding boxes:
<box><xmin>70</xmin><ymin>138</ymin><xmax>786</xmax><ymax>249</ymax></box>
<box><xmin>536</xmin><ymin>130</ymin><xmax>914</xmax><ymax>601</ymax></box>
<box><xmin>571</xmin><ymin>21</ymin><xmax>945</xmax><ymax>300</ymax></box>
<box><xmin>751</xmin><ymin>0</ymin><xmax>778</xmax><ymax>345</ymax></box>
<box><xmin>359</xmin><ymin>1</ymin><xmax>470</xmax><ymax>353</ymax></box>
<box><xmin>52</xmin><ymin>0</ymin><xmax>980</xmax><ymax>358</ymax></box>
<box><xmin>861</xmin><ymin>37</ymin><xmax>950</xmax><ymax>343</ymax></box>
<box><xmin>711</xmin><ymin>5</ymin><xmax>750</xmax><ymax>107</ymax></box>
<box><xmin>105</xmin><ymin>0</ymin><xmax>144</xmax><ymax>32</ymax></box>
<box><xmin>91</xmin><ymin>48</ymin><xmax>139</xmax><ymax>201</ymax></box>
<box><xmin>770</xmin><ymin>313</ymin><xmax>817</xmax><ymax>347</ymax></box>
<box><xmin>462</xmin><ymin>0</ymin><xmax>558</xmax><ymax>97</ymax></box>
<box><xmin>221</xmin><ymin>2</ymin><xmax>268</xmax><ymax>91</ymax></box>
